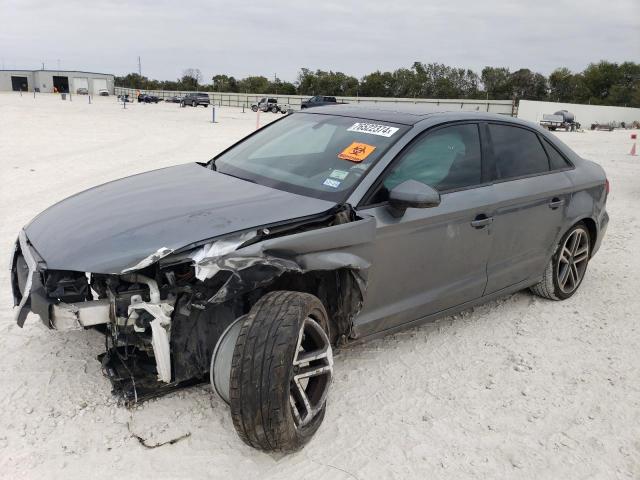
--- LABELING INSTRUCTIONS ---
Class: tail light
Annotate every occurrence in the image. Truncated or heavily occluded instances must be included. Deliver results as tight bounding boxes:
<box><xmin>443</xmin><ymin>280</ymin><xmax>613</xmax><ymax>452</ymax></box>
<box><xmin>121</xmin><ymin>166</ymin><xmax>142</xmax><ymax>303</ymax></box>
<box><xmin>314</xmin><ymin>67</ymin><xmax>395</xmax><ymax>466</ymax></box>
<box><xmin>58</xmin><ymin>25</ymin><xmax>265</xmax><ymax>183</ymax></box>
<box><xmin>605</xmin><ymin>178</ymin><xmax>610</xmax><ymax>195</ymax></box>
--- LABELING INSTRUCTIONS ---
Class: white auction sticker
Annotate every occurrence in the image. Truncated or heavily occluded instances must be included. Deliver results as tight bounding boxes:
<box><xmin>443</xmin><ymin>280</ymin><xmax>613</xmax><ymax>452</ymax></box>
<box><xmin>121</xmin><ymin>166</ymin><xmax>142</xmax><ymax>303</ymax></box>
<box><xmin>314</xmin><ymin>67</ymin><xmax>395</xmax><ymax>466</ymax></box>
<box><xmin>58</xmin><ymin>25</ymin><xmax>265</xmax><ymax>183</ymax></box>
<box><xmin>329</xmin><ymin>169</ymin><xmax>349</xmax><ymax>180</ymax></box>
<box><xmin>347</xmin><ymin>122</ymin><xmax>399</xmax><ymax>137</ymax></box>
<box><xmin>323</xmin><ymin>178</ymin><xmax>341</xmax><ymax>188</ymax></box>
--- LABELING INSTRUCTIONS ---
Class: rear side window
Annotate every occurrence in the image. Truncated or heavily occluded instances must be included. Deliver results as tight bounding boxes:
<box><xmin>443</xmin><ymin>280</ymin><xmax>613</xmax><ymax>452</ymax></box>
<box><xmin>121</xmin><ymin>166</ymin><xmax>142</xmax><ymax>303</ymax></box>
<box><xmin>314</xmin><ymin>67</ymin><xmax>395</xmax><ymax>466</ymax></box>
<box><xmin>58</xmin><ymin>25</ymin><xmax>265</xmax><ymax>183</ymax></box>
<box><xmin>489</xmin><ymin>124</ymin><xmax>549</xmax><ymax>179</ymax></box>
<box><xmin>542</xmin><ymin>138</ymin><xmax>571</xmax><ymax>170</ymax></box>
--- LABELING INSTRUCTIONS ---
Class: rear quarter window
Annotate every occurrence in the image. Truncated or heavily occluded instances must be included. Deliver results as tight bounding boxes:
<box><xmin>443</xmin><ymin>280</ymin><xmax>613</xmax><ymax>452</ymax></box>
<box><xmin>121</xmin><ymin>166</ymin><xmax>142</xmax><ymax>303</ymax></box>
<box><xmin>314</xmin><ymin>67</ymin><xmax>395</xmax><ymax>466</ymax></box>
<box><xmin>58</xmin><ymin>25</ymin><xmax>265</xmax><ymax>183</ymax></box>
<box><xmin>489</xmin><ymin>124</ymin><xmax>550</xmax><ymax>179</ymax></box>
<box><xmin>542</xmin><ymin>137</ymin><xmax>572</xmax><ymax>170</ymax></box>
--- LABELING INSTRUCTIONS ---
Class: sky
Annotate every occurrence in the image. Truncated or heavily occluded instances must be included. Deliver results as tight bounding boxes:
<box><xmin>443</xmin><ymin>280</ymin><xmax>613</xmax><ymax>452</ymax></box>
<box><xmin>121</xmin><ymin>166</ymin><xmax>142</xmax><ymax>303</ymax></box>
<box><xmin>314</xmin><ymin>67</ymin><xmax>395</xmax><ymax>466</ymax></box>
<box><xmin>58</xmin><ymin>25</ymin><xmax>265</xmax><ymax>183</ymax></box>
<box><xmin>1</xmin><ymin>0</ymin><xmax>638</xmax><ymax>83</ymax></box>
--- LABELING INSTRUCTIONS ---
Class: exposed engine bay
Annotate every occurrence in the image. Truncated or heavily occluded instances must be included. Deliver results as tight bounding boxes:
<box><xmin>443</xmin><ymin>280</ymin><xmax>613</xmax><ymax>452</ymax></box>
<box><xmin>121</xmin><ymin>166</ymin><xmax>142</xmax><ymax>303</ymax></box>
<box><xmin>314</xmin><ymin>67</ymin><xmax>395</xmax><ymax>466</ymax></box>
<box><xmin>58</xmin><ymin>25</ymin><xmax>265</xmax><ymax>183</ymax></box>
<box><xmin>11</xmin><ymin>205</ymin><xmax>375</xmax><ymax>404</ymax></box>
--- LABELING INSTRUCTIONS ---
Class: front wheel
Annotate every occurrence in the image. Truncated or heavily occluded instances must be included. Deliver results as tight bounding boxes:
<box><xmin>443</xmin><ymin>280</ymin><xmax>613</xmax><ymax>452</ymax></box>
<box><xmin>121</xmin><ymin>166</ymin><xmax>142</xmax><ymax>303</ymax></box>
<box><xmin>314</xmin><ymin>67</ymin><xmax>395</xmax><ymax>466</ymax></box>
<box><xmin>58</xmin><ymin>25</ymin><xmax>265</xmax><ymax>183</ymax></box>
<box><xmin>227</xmin><ymin>291</ymin><xmax>333</xmax><ymax>452</ymax></box>
<box><xmin>192</xmin><ymin>100</ymin><xmax>197</xmax><ymax>107</ymax></box>
<box><xmin>530</xmin><ymin>222</ymin><xmax>591</xmax><ymax>300</ymax></box>
<box><xmin>251</xmin><ymin>105</ymin><xmax>258</xmax><ymax>112</ymax></box>
<box><xmin>271</xmin><ymin>106</ymin><xmax>278</xmax><ymax>113</ymax></box>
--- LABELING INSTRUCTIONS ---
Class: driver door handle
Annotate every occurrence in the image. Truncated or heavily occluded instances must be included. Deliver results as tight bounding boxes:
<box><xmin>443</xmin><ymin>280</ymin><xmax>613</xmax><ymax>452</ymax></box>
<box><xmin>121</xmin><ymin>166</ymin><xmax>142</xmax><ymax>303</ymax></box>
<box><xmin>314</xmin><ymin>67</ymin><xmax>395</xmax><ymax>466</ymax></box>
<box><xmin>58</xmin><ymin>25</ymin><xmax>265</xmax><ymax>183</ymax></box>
<box><xmin>471</xmin><ymin>214</ymin><xmax>493</xmax><ymax>229</ymax></box>
<box><xmin>549</xmin><ymin>197</ymin><xmax>565</xmax><ymax>209</ymax></box>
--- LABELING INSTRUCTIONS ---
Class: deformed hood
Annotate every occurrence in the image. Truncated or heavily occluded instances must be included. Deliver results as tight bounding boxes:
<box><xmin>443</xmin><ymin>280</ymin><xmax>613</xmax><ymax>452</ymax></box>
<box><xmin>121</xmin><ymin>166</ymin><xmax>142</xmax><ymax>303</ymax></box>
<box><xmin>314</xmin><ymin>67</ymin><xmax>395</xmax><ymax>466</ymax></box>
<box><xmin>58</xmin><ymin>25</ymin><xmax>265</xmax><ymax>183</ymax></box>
<box><xmin>24</xmin><ymin>163</ymin><xmax>336</xmax><ymax>273</ymax></box>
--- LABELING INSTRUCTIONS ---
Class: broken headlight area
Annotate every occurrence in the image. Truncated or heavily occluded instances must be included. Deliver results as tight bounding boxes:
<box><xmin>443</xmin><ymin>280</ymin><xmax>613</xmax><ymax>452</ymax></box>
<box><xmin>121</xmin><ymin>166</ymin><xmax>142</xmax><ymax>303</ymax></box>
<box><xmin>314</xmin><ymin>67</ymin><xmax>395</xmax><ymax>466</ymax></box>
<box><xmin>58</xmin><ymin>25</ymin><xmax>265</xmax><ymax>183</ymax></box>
<box><xmin>16</xmin><ymin>254</ymin><xmax>247</xmax><ymax>405</ymax></box>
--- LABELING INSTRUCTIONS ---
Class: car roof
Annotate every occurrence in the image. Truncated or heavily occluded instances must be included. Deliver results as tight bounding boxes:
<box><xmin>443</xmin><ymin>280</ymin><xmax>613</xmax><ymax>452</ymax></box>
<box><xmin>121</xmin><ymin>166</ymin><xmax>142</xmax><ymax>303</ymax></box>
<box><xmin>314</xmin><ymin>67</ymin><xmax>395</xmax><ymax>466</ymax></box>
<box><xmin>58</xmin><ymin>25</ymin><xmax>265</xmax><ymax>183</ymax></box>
<box><xmin>299</xmin><ymin>104</ymin><xmax>529</xmax><ymax>127</ymax></box>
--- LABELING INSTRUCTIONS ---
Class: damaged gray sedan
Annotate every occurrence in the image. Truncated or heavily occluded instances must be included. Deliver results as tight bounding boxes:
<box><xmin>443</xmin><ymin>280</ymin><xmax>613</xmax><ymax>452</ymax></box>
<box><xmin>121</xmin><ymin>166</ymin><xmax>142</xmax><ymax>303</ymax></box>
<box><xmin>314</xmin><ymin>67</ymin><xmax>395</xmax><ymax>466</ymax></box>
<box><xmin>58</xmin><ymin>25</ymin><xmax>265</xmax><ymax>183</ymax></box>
<box><xmin>11</xmin><ymin>105</ymin><xmax>608</xmax><ymax>451</ymax></box>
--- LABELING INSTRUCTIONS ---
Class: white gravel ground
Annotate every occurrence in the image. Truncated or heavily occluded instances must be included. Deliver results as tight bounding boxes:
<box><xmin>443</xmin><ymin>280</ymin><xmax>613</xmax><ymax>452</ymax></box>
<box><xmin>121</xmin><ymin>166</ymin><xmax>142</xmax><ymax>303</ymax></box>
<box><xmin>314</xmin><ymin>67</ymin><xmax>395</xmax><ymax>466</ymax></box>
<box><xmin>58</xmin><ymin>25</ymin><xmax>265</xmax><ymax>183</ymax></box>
<box><xmin>0</xmin><ymin>93</ymin><xmax>638</xmax><ymax>480</ymax></box>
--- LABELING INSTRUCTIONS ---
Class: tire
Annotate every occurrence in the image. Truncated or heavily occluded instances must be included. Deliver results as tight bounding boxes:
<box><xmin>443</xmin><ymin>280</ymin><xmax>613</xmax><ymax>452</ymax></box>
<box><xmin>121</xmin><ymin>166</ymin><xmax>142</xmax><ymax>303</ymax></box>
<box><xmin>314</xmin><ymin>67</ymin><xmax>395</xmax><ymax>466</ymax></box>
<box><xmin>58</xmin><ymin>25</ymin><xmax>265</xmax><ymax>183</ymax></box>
<box><xmin>251</xmin><ymin>105</ymin><xmax>258</xmax><ymax>112</ymax></box>
<box><xmin>530</xmin><ymin>222</ymin><xmax>591</xmax><ymax>300</ymax></box>
<box><xmin>204</xmin><ymin>104</ymin><xmax>208</xmax><ymax>108</ymax></box>
<box><xmin>271</xmin><ymin>106</ymin><xmax>278</xmax><ymax>113</ymax></box>
<box><xmin>180</xmin><ymin>101</ymin><xmax>185</xmax><ymax>108</ymax></box>
<box><xmin>192</xmin><ymin>100</ymin><xmax>197</xmax><ymax>107</ymax></box>
<box><xmin>229</xmin><ymin>291</ymin><xmax>333</xmax><ymax>452</ymax></box>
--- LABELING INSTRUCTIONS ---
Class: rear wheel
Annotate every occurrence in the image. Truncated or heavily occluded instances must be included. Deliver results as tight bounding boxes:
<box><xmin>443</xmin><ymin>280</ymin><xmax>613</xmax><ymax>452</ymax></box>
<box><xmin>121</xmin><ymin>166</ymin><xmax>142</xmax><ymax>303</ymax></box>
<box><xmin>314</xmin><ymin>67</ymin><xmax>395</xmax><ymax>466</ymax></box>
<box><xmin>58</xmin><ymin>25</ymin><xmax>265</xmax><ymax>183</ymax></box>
<box><xmin>530</xmin><ymin>223</ymin><xmax>591</xmax><ymax>300</ymax></box>
<box><xmin>192</xmin><ymin>100</ymin><xmax>197</xmax><ymax>107</ymax></box>
<box><xmin>228</xmin><ymin>291</ymin><xmax>333</xmax><ymax>452</ymax></box>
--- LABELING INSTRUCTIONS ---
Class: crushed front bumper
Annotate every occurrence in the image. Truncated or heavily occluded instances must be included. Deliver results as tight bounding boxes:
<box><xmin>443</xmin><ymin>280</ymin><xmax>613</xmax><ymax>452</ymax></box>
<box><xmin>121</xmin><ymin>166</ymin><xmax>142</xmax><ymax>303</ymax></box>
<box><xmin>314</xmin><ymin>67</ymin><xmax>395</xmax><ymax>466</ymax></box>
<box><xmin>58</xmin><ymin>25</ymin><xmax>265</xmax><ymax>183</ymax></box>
<box><xmin>11</xmin><ymin>230</ymin><xmax>47</xmax><ymax>327</ymax></box>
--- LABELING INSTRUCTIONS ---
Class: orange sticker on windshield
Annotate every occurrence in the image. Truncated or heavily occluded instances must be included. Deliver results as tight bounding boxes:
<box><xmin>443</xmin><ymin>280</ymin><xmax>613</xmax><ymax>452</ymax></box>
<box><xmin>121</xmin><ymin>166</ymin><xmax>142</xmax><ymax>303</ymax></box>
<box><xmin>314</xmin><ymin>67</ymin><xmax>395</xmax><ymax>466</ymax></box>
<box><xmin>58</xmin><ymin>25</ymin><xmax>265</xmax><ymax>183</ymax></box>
<box><xmin>338</xmin><ymin>142</ymin><xmax>376</xmax><ymax>162</ymax></box>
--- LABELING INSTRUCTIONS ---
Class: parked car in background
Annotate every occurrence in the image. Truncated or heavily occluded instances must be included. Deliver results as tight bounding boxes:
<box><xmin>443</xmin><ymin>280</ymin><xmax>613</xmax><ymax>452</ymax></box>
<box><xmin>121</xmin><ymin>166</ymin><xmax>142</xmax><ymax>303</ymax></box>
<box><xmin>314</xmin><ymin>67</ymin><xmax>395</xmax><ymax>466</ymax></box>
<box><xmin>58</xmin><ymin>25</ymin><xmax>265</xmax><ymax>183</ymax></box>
<box><xmin>300</xmin><ymin>95</ymin><xmax>347</xmax><ymax>109</ymax></box>
<box><xmin>138</xmin><ymin>94</ymin><xmax>161</xmax><ymax>103</ymax></box>
<box><xmin>166</xmin><ymin>95</ymin><xmax>184</xmax><ymax>104</ymax></box>
<box><xmin>76</xmin><ymin>87</ymin><xmax>89</xmax><ymax>95</ymax></box>
<box><xmin>181</xmin><ymin>92</ymin><xmax>210</xmax><ymax>107</ymax></box>
<box><xmin>11</xmin><ymin>106</ymin><xmax>608</xmax><ymax>453</ymax></box>
<box><xmin>251</xmin><ymin>97</ymin><xmax>289</xmax><ymax>114</ymax></box>
<box><xmin>117</xmin><ymin>94</ymin><xmax>131</xmax><ymax>103</ymax></box>
<box><xmin>98</xmin><ymin>89</ymin><xmax>109</xmax><ymax>96</ymax></box>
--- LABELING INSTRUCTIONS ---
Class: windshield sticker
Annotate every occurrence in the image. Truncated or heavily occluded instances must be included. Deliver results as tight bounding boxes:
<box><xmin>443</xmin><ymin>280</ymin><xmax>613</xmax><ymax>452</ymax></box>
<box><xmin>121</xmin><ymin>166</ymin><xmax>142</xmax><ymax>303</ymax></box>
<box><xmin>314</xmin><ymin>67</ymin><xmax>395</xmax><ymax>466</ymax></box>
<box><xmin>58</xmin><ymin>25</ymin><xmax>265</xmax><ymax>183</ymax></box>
<box><xmin>323</xmin><ymin>178</ymin><xmax>341</xmax><ymax>188</ymax></box>
<box><xmin>347</xmin><ymin>122</ymin><xmax>399</xmax><ymax>137</ymax></box>
<box><xmin>338</xmin><ymin>142</ymin><xmax>376</xmax><ymax>163</ymax></box>
<box><xmin>329</xmin><ymin>169</ymin><xmax>349</xmax><ymax>180</ymax></box>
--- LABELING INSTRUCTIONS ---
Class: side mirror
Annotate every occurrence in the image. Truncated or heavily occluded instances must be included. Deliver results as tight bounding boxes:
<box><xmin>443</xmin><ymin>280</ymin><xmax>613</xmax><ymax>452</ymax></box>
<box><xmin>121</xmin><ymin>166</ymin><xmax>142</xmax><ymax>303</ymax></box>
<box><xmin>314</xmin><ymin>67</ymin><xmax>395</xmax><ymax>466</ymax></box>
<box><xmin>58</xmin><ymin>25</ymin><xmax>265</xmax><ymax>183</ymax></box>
<box><xmin>388</xmin><ymin>180</ymin><xmax>441</xmax><ymax>218</ymax></box>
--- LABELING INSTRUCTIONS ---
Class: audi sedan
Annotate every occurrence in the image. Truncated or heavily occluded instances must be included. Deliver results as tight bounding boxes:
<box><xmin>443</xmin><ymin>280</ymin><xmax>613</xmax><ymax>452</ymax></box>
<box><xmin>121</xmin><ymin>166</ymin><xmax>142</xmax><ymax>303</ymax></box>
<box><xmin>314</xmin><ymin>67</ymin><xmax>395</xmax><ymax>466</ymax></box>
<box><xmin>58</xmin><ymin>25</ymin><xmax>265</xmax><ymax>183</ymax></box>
<box><xmin>10</xmin><ymin>105</ymin><xmax>608</xmax><ymax>452</ymax></box>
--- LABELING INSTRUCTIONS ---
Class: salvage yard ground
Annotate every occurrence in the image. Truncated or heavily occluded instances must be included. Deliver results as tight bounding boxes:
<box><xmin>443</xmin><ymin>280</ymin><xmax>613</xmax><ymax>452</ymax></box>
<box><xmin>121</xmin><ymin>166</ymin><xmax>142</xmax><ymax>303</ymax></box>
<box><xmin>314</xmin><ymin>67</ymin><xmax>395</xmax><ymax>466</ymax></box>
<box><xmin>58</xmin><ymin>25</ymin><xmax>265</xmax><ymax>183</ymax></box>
<box><xmin>0</xmin><ymin>93</ymin><xmax>638</xmax><ymax>480</ymax></box>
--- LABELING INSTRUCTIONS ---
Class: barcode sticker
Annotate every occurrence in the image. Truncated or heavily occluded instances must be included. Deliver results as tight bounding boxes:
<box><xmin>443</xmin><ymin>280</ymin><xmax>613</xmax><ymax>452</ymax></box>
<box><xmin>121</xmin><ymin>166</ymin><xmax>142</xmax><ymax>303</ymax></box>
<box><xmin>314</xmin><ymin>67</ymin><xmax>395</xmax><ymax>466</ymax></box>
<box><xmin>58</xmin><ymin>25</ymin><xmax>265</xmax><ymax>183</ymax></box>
<box><xmin>347</xmin><ymin>122</ymin><xmax>399</xmax><ymax>137</ymax></box>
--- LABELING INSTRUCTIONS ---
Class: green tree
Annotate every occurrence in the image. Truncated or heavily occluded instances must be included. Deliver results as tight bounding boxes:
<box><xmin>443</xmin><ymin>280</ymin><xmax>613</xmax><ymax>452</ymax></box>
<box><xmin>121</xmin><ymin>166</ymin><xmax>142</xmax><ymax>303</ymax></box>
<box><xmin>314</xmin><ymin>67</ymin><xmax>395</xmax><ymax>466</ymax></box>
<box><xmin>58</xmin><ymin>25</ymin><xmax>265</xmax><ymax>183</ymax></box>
<box><xmin>481</xmin><ymin>67</ymin><xmax>512</xmax><ymax>99</ymax></box>
<box><xmin>510</xmin><ymin>68</ymin><xmax>547</xmax><ymax>101</ymax></box>
<box><xmin>359</xmin><ymin>71</ymin><xmax>395</xmax><ymax>97</ymax></box>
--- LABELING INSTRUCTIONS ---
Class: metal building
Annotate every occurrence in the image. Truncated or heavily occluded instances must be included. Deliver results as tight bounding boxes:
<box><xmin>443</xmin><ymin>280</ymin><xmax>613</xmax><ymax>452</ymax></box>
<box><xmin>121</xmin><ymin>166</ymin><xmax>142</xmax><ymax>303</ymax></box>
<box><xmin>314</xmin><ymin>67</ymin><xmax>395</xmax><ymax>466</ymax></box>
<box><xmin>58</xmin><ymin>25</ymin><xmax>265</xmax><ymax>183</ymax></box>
<box><xmin>0</xmin><ymin>70</ymin><xmax>115</xmax><ymax>95</ymax></box>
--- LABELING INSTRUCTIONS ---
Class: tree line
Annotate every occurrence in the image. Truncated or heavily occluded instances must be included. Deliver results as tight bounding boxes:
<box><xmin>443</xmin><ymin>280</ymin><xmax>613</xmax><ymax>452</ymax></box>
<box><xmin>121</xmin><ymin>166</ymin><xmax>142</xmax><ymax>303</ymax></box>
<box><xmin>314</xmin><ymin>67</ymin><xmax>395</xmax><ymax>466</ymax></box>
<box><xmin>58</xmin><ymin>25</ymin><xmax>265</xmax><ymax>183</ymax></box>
<box><xmin>115</xmin><ymin>61</ymin><xmax>640</xmax><ymax>107</ymax></box>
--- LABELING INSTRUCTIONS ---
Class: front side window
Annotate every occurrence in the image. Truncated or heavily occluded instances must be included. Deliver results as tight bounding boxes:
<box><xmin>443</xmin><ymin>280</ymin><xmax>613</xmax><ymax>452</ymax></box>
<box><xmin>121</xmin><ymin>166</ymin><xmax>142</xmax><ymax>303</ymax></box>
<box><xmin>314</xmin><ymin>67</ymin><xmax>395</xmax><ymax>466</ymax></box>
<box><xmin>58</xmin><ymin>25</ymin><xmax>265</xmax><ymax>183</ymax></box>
<box><xmin>368</xmin><ymin>124</ymin><xmax>482</xmax><ymax>204</ymax></box>
<box><xmin>489</xmin><ymin>124</ymin><xmax>549</xmax><ymax>179</ymax></box>
<box><xmin>214</xmin><ymin>114</ymin><xmax>408</xmax><ymax>201</ymax></box>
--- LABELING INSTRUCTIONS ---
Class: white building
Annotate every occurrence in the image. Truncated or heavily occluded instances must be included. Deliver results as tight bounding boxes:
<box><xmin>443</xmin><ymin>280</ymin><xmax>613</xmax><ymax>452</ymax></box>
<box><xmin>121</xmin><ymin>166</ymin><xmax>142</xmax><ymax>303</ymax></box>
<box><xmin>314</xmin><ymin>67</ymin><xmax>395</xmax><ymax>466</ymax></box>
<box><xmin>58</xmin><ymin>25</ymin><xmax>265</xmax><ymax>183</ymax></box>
<box><xmin>0</xmin><ymin>69</ymin><xmax>115</xmax><ymax>95</ymax></box>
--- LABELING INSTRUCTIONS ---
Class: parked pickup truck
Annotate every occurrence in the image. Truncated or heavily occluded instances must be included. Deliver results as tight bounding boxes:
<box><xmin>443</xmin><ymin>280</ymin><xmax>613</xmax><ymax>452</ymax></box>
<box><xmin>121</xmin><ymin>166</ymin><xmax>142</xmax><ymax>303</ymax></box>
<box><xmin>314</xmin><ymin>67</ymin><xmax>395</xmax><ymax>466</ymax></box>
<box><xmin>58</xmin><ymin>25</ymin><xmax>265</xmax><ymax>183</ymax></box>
<box><xmin>251</xmin><ymin>97</ymin><xmax>289</xmax><ymax>114</ymax></box>
<box><xmin>539</xmin><ymin>110</ymin><xmax>580</xmax><ymax>132</ymax></box>
<box><xmin>300</xmin><ymin>95</ymin><xmax>347</xmax><ymax>109</ymax></box>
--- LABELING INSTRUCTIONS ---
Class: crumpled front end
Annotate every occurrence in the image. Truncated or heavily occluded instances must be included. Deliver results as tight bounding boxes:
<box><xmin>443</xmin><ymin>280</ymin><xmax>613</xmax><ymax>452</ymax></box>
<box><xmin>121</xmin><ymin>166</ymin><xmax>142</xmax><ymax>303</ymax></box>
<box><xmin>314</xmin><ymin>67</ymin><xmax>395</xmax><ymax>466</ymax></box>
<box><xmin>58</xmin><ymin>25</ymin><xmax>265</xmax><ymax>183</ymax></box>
<box><xmin>11</xmin><ymin>205</ymin><xmax>375</xmax><ymax>404</ymax></box>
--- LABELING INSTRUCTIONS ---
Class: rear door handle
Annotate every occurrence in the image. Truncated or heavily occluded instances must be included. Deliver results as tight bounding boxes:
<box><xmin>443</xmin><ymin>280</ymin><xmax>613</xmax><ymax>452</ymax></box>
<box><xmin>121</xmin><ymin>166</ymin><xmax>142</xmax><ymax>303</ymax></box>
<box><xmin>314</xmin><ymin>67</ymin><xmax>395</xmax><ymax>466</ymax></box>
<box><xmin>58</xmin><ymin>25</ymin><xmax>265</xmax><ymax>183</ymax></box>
<box><xmin>471</xmin><ymin>214</ymin><xmax>493</xmax><ymax>228</ymax></box>
<box><xmin>548</xmin><ymin>197</ymin><xmax>565</xmax><ymax>209</ymax></box>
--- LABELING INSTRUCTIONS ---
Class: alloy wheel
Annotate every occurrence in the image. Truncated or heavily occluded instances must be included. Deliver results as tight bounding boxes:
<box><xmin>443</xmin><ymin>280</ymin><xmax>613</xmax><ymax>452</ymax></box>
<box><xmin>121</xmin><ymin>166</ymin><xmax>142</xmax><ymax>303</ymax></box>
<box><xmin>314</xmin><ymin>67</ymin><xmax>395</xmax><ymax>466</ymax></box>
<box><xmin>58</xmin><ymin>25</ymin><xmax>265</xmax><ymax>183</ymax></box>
<box><xmin>557</xmin><ymin>228</ymin><xmax>590</xmax><ymax>294</ymax></box>
<box><xmin>289</xmin><ymin>317</ymin><xmax>333</xmax><ymax>428</ymax></box>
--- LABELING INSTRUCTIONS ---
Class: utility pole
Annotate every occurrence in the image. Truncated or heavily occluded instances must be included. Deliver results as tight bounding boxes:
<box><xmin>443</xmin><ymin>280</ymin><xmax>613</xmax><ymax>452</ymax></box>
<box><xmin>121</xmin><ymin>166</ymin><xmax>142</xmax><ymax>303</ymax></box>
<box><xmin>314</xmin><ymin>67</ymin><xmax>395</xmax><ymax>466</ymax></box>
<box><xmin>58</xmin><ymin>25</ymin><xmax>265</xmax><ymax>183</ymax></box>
<box><xmin>274</xmin><ymin>73</ymin><xmax>277</xmax><ymax>95</ymax></box>
<box><xmin>138</xmin><ymin>56</ymin><xmax>142</xmax><ymax>76</ymax></box>
<box><xmin>41</xmin><ymin>61</ymin><xmax>45</xmax><ymax>70</ymax></box>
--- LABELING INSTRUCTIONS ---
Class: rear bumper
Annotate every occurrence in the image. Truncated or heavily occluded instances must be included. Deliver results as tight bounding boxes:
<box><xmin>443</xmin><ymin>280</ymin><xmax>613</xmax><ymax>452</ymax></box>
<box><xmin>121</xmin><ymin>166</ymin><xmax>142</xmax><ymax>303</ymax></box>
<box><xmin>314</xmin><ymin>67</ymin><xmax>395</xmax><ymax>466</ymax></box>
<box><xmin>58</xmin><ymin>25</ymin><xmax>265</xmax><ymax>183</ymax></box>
<box><xmin>592</xmin><ymin>209</ymin><xmax>609</xmax><ymax>257</ymax></box>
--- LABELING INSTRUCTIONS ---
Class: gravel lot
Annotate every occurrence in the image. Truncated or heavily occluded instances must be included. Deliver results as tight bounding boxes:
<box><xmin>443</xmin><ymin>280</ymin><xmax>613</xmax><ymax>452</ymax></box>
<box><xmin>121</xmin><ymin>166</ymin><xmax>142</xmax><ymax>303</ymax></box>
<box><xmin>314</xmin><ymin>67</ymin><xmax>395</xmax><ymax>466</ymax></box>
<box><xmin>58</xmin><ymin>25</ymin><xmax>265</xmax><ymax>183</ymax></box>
<box><xmin>0</xmin><ymin>93</ymin><xmax>638</xmax><ymax>480</ymax></box>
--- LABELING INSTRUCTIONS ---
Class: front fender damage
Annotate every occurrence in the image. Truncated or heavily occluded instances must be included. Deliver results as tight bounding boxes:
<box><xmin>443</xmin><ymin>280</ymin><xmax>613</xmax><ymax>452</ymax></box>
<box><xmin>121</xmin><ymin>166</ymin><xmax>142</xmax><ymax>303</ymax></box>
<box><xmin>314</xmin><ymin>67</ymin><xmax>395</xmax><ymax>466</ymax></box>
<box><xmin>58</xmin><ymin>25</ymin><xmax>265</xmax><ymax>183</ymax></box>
<box><xmin>13</xmin><ymin>206</ymin><xmax>376</xmax><ymax>404</ymax></box>
<box><xmin>113</xmin><ymin>207</ymin><xmax>374</xmax><ymax>403</ymax></box>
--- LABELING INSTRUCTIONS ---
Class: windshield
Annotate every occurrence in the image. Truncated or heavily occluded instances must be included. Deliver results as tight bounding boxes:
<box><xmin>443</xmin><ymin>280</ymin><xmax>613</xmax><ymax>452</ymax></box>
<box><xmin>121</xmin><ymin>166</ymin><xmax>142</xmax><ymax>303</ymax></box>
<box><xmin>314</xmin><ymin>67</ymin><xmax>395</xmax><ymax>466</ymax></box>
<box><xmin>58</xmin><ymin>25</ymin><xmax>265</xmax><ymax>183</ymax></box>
<box><xmin>214</xmin><ymin>113</ymin><xmax>409</xmax><ymax>201</ymax></box>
